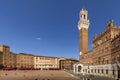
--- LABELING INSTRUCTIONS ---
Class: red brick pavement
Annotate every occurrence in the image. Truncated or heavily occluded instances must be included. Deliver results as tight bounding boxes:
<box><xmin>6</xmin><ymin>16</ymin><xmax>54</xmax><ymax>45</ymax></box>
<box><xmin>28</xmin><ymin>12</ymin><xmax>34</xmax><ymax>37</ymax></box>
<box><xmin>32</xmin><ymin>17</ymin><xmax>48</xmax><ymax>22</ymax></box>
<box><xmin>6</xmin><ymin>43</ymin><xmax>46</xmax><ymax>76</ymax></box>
<box><xmin>0</xmin><ymin>70</ymin><xmax>81</xmax><ymax>80</ymax></box>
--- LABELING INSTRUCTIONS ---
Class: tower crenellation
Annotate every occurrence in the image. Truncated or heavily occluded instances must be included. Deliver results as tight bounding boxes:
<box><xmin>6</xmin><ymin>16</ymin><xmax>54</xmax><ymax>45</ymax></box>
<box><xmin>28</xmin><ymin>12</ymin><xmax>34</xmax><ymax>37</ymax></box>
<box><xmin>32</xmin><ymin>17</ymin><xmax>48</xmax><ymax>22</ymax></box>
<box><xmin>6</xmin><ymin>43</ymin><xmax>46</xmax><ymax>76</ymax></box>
<box><xmin>78</xmin><ymin>8</ymin><xmax>90</xmax><ymax>30</ymax></box>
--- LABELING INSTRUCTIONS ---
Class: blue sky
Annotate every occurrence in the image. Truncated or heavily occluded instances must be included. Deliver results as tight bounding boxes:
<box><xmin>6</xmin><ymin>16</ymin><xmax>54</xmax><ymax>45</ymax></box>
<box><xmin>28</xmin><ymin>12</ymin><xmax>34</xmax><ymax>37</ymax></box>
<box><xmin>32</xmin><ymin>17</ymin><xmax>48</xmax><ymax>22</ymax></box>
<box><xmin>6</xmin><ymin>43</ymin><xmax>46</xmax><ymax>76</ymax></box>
<box><xmin>0</xmin><ymin>0</ymin><xmax>120</xmax><ymax>59</ymax></box>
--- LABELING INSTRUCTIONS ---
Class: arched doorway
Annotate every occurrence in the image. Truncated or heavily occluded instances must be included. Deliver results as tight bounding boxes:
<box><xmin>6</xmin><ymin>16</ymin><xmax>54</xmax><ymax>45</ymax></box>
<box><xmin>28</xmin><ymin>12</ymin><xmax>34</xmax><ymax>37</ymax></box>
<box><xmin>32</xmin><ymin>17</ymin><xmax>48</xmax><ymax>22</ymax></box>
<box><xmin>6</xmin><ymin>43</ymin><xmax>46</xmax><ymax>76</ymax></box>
<box><xmin>78</xmin><ymin>66</ymin><xmax>82</xmax><ymax>72</ymax></box>
<box><xmin>73</xmin><ymin>62</ymin><xmax>83</xmax><ymax>73</ymax></box>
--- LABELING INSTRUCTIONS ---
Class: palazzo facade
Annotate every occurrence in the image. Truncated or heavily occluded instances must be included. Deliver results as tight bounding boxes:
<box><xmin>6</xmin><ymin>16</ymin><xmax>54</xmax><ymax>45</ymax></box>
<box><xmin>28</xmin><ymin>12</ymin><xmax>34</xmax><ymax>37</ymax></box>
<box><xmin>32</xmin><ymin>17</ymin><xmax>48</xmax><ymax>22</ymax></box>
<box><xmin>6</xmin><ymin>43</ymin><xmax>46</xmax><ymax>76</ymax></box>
<box><xmin>74</xmin><ymin>8</ymin><xmax>120</xmax><ymax>79</ymax></box>
<box><xmin>34</xmin><ymin>56</ymin><xmax>59</xmax><ymax>70</ymax></box>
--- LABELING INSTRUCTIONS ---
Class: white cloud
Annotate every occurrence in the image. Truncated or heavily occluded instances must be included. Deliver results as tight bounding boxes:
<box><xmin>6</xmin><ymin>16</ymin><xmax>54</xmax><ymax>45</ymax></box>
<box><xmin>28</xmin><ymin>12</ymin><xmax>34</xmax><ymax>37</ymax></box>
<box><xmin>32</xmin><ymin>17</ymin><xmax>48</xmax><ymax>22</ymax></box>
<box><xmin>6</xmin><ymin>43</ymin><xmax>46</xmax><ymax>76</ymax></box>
<box><xmin>36</xmin><ymin>37</ymin><xmax>41</xmax><ymax>40</ymax></box>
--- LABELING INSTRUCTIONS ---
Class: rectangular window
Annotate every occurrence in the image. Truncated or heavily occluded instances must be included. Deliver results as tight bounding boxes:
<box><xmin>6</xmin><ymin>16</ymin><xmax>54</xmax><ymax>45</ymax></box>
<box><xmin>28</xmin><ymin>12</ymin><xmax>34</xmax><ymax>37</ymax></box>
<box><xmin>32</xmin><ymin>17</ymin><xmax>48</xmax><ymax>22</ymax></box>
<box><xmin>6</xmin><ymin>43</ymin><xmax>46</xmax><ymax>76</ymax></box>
<box><xmin>101</xmin><ymin>69</ymin><xmax>103</xmax><ymax>74</ymax></box>
<box><xmin>106</xmin><ymin>60</ymin><xmax>109</xmax><ymax>64</ymax></box>
<box><xmin>98</xmin><ymin>69</ymin><xmax>99</xmax><ymax>73</ymax></box>
<box><xmin>106</xmin><ymin>70</ymin><xmax>108</xmax><ymax>74</ymax></box>
<box><xmin>105</xmin><ymin>47</ymin><xmax>109</xmax><ymax>53</ymax></box>
<box><xmin>113</xmin><ymin>70</ymin><xmax>115</xmax><ymax>76</ymax></box>
<box><xmin>91</xmin><ymin>69</ymin><xmax>93</xmax><ymax>73</ymax></box>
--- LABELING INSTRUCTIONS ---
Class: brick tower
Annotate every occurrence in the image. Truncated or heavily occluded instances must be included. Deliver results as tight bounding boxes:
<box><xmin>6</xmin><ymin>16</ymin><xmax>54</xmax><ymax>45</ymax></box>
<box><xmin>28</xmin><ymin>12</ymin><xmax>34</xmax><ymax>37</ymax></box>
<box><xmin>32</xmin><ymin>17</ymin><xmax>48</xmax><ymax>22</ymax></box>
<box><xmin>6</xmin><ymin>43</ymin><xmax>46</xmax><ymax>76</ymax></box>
<box><xmin>78</xmin><ymin>8</ymin><xmax>90</xmax><ymax>55</ymax></box>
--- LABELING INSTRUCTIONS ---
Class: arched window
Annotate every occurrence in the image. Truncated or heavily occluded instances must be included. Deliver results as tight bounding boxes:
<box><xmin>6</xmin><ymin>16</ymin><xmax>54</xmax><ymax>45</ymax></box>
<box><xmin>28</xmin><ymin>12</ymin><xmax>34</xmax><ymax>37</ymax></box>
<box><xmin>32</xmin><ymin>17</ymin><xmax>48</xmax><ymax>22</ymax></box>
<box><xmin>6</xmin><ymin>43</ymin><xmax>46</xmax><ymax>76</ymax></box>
<box><xmin>81</xmin><ymin>15</ymin><xmax>82</xmax><ymax>18</ymax></box>
<box><xmin>84</xmin><ymin>14</ymin><xmax>86</xmax><ymax>19</ymax></box>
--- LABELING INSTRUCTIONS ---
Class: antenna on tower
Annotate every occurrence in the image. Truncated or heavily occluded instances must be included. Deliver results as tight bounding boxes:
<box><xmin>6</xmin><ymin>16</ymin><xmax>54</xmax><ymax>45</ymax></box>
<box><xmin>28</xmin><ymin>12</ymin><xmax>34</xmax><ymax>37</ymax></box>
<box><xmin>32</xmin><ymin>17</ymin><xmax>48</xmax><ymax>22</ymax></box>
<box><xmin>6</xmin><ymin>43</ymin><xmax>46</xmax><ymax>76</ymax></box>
<box><xmin>82</xmin><ymin>6</ymin><xmax>86</xmax><ymax>10</ymax></box>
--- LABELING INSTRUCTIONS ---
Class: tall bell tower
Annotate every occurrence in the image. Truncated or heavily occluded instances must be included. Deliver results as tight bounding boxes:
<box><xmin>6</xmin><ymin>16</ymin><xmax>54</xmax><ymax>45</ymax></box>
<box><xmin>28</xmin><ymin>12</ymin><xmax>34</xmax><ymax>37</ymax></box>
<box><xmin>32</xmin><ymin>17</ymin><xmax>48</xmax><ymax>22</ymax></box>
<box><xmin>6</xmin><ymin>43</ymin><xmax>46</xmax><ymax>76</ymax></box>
<box><xmin>78</xmin><ymin>8</ymin><xmax>90</xmax><ymax>55</ymax></box>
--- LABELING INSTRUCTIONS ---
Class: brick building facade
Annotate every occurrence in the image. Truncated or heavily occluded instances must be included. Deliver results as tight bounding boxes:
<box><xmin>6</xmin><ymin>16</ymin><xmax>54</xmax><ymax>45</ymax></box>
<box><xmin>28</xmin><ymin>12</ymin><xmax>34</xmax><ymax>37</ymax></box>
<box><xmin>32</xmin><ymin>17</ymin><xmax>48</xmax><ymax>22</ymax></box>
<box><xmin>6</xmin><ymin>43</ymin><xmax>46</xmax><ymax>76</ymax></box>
<box><xmin>59</xmin><ymin>58</ymin><xmax>78</xmax><ymax>70</ymax></box>
<box><xmin>0</xmin><ymin>45</ymin><xmax>76</xmax><ymax>70</ymax></box>
<box><xmin>16</xmin><ymin>53</ymin><xmax>34</xmax><ymax>69</ymax></box>
<box><xmin>74</xmin><ymin>8</ymin><xmax>120</xmax><ymax>79</ymax></box>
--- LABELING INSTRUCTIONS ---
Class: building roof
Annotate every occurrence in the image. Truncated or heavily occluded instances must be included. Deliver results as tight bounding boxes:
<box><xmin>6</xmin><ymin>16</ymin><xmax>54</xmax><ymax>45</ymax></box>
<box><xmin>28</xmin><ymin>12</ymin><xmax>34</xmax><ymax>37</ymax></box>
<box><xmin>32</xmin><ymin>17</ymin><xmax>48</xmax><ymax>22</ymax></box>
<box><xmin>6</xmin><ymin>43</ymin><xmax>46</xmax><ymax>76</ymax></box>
<box><xmin>34</xmin><ymin>55</ymin><xmax>59</xmax><ymax>58</ymax></box>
